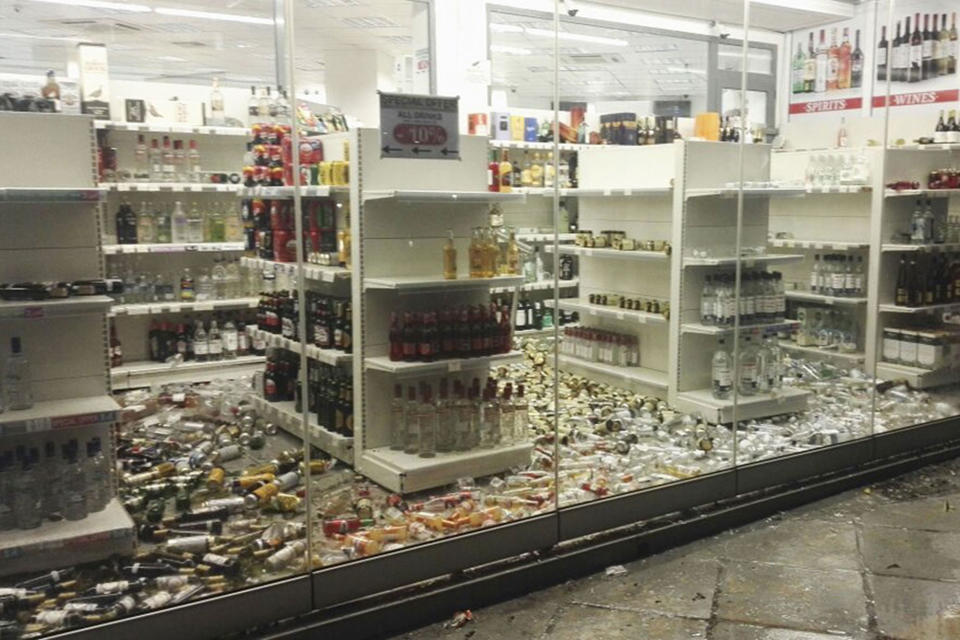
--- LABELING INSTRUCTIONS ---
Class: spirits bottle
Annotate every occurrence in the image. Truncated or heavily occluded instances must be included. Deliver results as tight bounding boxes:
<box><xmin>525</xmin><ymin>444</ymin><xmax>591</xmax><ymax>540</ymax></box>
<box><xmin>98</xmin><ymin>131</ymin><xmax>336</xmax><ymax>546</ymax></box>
<box><xmin>390</xmin><ymin>384</ymin><xmax>406</xmax><ymax>450</ymax></box>
<box><xmin>337</xmin><ymin>213</ymin><xmax>351</xmax><ymax>268</ymax></box>
<box><xmin>498</xmin><ymin>150</ymin><xmax>512</xmax><ymax>193</ymax></box>
<box><xmin>895</xmin><ymin>255</ymin><xmax>909</xmax><ymax>306</ymax></box>
<box><xmin>404</xmin><ymin>386</ymin><xmax>419</xmax><ymax>455</ymax></box>
<box><xmin>171</xmin><ymin>201</ymin><xmax>188</xmax><ymax>243</ymax></box>
<box><xmin>247</xmin><ymin>86</ymin><xmax>259</xmax><ymax>126</ymax></box>
<box><xmin>116</xmin><ymin>200</ymin><xmax>138</xmax><ymax>244</ymax></box>
<box><xmin>436</xmin><ymin>379</ymin><xmax>454</xmax><ymax>453</ymax></box>
<box><xmin>208</xmin><ymin>320</ymin><xmax>222</xmax><ymax>361</ymax></box>
<box><xmin>792</xmin><ymin>42</ymin><xmax>806</xmax><ymax>93</ymax></box>
<box><xmin>923</xmin><ymin>14</ymin><xmax>934</xmax><ymax>80</ymax></box>
<box><xmin>468</xmin><ymin>227</ymin><xmax>483</xmax><ymax>278</ymax></box>
<box><xmin>418</xmin><ymin>385</ymin><xmax>437</xmax><ymax>458</ymax></box>
<box><xmin>877</xmin><ymin>25</ymin><xmax>889</xmax><ymax>82</ymax></box>
<box><xmin>137</xmin><ymin>201</ymin><xmax>155</xmax><ymax>244</ymax></box>
<box><xmin>701</xmin><ymin>275</ymin><xmax>717</xmax><ymax>325</ymax></box>
<box><xmin>453</xmin><ymin>381</ymin><xmax>471</xmax><ymax>451</ymax></box>
<box><xmin>804</xmin><ymin>32</ymin><xmax>817</xmax><ymax>92</ymax></box>
<box><xmin>936</xmin><ymin>110</ymin><xmax>948</xmax><ymax>143</ymax></box>
<box><xmin>478</xmin><ymin>386</ymin><xmax>498</xmax><ymax>448</ymax></box>
<box><xmin>187</xmin><ymin>203</ymin><xmax>205</xmax><ymax>243</ymax></box>
<box><xmin>827</xmin><ymin>28</ymin><xmax>840</xmax><ymax>91</ymax></box>
<box><xmin>148</xmin><ymin>138</ymin><xmax>162</xmax><ymax>182</ymax></box>
<box><xmin>62</xmin><ymin>442</ymin><xmax>87</xmax><ymax>521</ymax></box>
<box><xmin>83</xmin><ymin>439</ymin><xmax>109</xmax><ymax>513</ymax></box>
<box><xmin>222</xmin><ymin>317</ymin><xmax>238</xmax><ymax>360</ymax></box>
<box><xmin>110</xmin><ymin>325</ymin><xmax>123</xmax><ymax>367</ymax></box>
<box><xmin>764</xmin><ymin>333</ymin><xmax>782</xmax><ymax>390</ymax></box>
<box><xmin>738</xmin><ymin>335</ymin><xmax>760</xmax><ymax>396</ymax></box>
<box><xmin>194</xmin><ymin>322</ymin><xmax>208</xmax><ymax>362</ymax></box>
<box><xmin>838</xmin><ymin>28</ymin><xmax>852</xmax><ymax>89</ymax></box>
<box><xmin>443</xmin><ymin>229</ymin><xmax>457</xmax><ymax>280</ymax></box>
<box><xmin>851</xmin><ymin>29</ymin><xmax>864</xmax><ymax>88</ymax></box>
<box><xmin>188</xmin><ymin>140</ymin><xmax>201</xmax><ymax>183</ymax></box>
<box><xmin>910</xmin><ymin>16</ymin><xmax>922</xmax><ymax>83</ymax></box>
<box><xmin>134</xmin><ymin>134</ymin><xmax>149</xmax><ymax>180</ymax></box>
<box><xmin>815</xmin><ymin>30</ymin><xmax>829</xmax><ymax>92</ymax></box>
<box><xmin>513</xmin><ymin>383</ymin><xmax>529</xmax><ymax>442</ymax></box>
<box><xmin>173</xmin><ymin>140</ymin><xmax>186</xmax><ymax>182</ymax></box>
<box><xmin>488</xmin><ymin>150</ymin><xmax>500</xmax><ymax>192</ymax></box>
<box><xmin>208</xmin><ymin>77</ymin><xmax>225</xmax><ymax>126</ymax></box>
<box><xmin>208</xmin><ymin>203</ymin><xmax>226</xmax><ymax>242</ymax></box>
<box><xmin>224</xmin><ymin>207</ymin><xmax>244</xmax><ymax>242</ymax></box>
<box><xmin>505</xmin><ymin>229</ymin><xmax>519</xmax><ymax>275</ymax></box>
<box><xmin>948</xmin><ymin>12</ymin><xmax>957</xmax><ymax>75</ymax></box>
<box><xmin>499</xmin><ymin>383</ymin><xmax>515</xmax><ymax>446</ymax></box>
<box><xmin>4</xmin><ymin>338</ymin><xmax>32</xmax><ymax>410</ymax></box>
<box><xmin>161</xmin><ymin>135</ymin><xmax>175</xmax><ymax>182</ymax></box>
<box><xmin>13</xmin><ymin>452</ymin><xmax>41</xmax><ymax>529</ymax></box>
<box><xmin>893</xmin><ymin>21</ymin><xmax>904</xmax><ymax>82</ymax></box>
<box><xmin>179</xmin><ymin>268</ymin><xmax>195</xmax><ymax>302</ymax></box>
<box><xmin>154</xmin><ymin>202</ymin><xmax>171</xmax><ymax>243</ymax></box>
<box><xmin>837</xmin><ymin>117</ymin><xmax>848</xmax><ymax>148</ymax></box>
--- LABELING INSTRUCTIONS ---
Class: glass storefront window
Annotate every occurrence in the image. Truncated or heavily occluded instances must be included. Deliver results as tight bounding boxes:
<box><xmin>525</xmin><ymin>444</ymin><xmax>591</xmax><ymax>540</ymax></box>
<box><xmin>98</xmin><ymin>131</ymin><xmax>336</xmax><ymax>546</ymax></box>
<box><xmin>3</xmin><ymin>1</ymin><xmax>960</xmax><ymax>637</ymax></box>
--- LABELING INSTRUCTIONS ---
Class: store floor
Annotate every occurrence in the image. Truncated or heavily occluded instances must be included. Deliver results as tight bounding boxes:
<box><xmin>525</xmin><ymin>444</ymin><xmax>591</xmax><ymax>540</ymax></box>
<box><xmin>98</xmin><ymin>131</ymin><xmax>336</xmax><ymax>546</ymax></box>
<box><xmin>390</xmin><ymin>455</ymin><xmax>960</xmax><ymax>640</ymax></box>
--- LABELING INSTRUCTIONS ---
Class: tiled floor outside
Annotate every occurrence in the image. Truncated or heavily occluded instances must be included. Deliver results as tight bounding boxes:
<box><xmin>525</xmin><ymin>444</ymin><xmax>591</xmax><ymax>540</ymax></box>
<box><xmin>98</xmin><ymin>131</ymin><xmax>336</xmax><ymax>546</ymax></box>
<box><xmin>391</xmin><ymin>456</ymin><xmax>960</xmax><ymax>640</ymax></box>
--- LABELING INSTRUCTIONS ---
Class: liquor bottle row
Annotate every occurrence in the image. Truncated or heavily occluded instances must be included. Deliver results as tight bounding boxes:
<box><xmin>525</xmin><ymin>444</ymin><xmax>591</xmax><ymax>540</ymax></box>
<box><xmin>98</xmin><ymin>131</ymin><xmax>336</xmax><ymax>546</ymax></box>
<box><xmin>559</xmin><ymin>327</ymin><xmax>640</xmax><ymax>368</ymax></box>
<box><xmin>932</xmin><ymin>110</ymin><xmax>960</xmax><ymax>144</ymax></box>
<box><xmin>108</xmin><ymin>261</ymin><xmax>253</xmax><ymax>305</ymax></box>
<box><xmin>114</xmin><ymin>200</ymin><xmax>243</xmax><ymax>245</ymax></box>
<box><xmin>460</xmin><ymin>226</ymin><xmax>522</xmax><ymax>279</ymax></box>
<box><xmin>1</xmin><ymin>337</ymin><xmax>32</xmax><ymax>413</ymax></box>
<box><xmin>0</xmin><ymin>279</ymin><xmax>122</xmax><ymax>302</ymax></box>
<box><xmin>877</xmin><ymin>12</ymin><xmax>957</xmax><ymax>84</ymax></box>
<box><xmin>711</xmin><ymin>334</ymin><xmax>783</xmax><ymax>400</ymax></box>
<box><xmin>243</xmin><ymin>124</ymin><xmax>348</xmax><ymax>188</ymax></box>
<box><xmin>295</xmin><ymin>360</ymin><xmax>353</xmax><ymax>437</ymax></box>
<box><xmin>388</xmin><ymin>304</ymin><xmax>512</xmax><ymax>363</ymax></box>
<box><xmin>142</xmin><ymin>316</ymin><xmax>261</xmax><ymax>365</ymax></box>
<box><xmin>791</xmin><ymin>27</ymin><xmax>864</xmax><ymax>94</ymax></box>
<box><xmin>244</xmin><ymin>198</ymin><xmax>350</xmax><ymax>268</ymax></box>
<box><xmin>586</xmin><ymin>293</ymin><xmax>670</xmax><ymax>317</ymax></box>
<box><xmin>804</xmin><ymin>152</ymin><xmax>871</xmax><ymax>188</ymax></box>
<box><xmin>0</xmin><ymin>439</ymin><xmax>112</xmax><ymax>531</ymax></box>
<box><xmin>390</xmin><ymin>378</ymin><xmax>529</xmax><ymax>457</ymax></box>
<box><xmin>792</xmin><ymin>307</ymin><xmax>861</xmax><ymax>353</ymax></box>
<box><xmin>894</xmin><ymin>252</ymin><xmax>960</xmax><ymax>307</ymax></box>
<box><xmin>574</xmin><ymin>230</ymin><xmax>670</xmax><ymax>254</ymax></box>
<box><xmin>487</xmin><ymin>150</ymin><xmax>573</xmax><ymax>192</ymax></box>
<box><xmin>883</xmin><ymin>325</ymin><xmax>959</xmax><ymax>371</ymax></box>
<box><xmin>514</xmin><ymin>296</ymin><xmax>577</xmax><ymax>332</ymax></box>
<box><xmin>700</xmin><ymin>271</ymin><xmax>787</xmax><ymax>327</ymax></box>
<box><xmin>254</xmin><ymin>290</ymin><xmax>353</xmax><ymax>354</ymax></box>
<box><xmin>100</xmin><ymin>135</ymin><xmax>204</xmax><ymax>184</ymax></box>
<box><xmin>808</xmin><ymin>255</ymin><xmax>866</xmax><ymax>297</ymax></box>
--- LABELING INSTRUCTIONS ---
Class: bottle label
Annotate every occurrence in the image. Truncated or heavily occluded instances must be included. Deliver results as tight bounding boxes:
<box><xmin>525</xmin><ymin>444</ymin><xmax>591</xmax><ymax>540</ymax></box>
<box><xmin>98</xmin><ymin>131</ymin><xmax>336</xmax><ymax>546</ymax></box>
<box><xmin>912</xmin><ymin>44</ymin><xmax>923</xmax><ymax>66</ymax></box>
<box><xmin>845</xmin><ymin>273</ymin><xmax>856</xmax><ymax>293</ymax></box>
<box><xmin>740</xmin><ymin>363</ymin><xmax>758</xmax><ymax>387</ymax></box>
<box><xmin>224</xmin><ymin>333</ymin><xmax>238</xmax><ymax>351</ymax></box>
<box><xmin>810</xmin><ymin>271</ymin><xmax>818</xmax><ymax>290</ymax></box>
<box><xmin>194</xmin><ymin>341</ymin><xmax>208</xmax><ymax>355</ymax></box>
<box><xmin>701</xmin><ymin>298</ymin><xmax>714</xmax><ymax>320</ymax></box>
<box><xmin>714</xmin><ymin>368</ymin><xmax>732</xmax><ymax>389</ymax></box>
<box><xmin>209</xmin><ymin>340</ymin><xmax>222</xmax><ymax>355</ymax></box>
<box><xmin>877</xmin><ymin>47</ymin><xmax>887</xmax><ymax>67</ymax></box>
<box><xmin>924</xmin><ymin>40</ymin><xmax>934</xmax><ymax>58</ymax></box>
<box><xmin>832</xmin><ymin>273</ymin><xmax>845</xmax><ymax>292</ymax></box>
<box><xmin>828</xmin><ymin>57</ymin><xmax>839</xmax><ymax>81</ymax></box>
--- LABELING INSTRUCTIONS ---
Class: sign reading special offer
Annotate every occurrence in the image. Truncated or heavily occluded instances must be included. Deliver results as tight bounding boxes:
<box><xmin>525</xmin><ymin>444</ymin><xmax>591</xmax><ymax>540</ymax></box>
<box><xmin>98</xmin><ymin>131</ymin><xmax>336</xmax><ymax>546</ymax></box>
<box><xmin>379</xmin><ymin>92</ymin><xmax>460</xmax><ymax>160</ymax></box>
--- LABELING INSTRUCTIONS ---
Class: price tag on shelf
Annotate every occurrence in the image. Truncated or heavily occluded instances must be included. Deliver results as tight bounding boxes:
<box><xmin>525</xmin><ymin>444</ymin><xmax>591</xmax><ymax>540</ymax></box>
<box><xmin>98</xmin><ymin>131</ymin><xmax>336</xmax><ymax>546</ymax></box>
<box><xmin>616</xmin><ymin>312</ymin><xmax>625</xmax><ymax>320</ymax></box>
<box><xmin>195</xmin><ymin>303</ymin><xmax>214</xmax><ymax>311</ymax></box>
<box><xmin>624</xmin><ymin>188</ymin><xmax>633</xmax><ymax>197</ymax></box>
<box><xmin>831</xmin><ymin>244</ymin><xmax>846</xmax><ymax>250</ymax></box>
<box><xmin>813</xmin><ymin>243</ymin><xmax>824</xmax><ymax>249</ymax></box>
<box><xmin>172</xmin><ymin>392</ymin><xmax>186</xmax><ymax>403</ymax></box>
<box><xmin>590</xmin><ymin>309</ymin><xmax>598</xmax><ymax>316</ymax></box>
<box><xmin>584</xmin><ymin>249</ymin><xmax>593</xmax><ymax>257</ymax></box>
<box><xmin>117</xmin><ymin>184</ymin><xmax>130</xmax><ymax>192</ymax></box>
<box><xmin>22</xmin><ymin>307</ymin><xmax>44</xmax><ymax>319</ymax></box>
<box><xmin>322</xmin><ymin>270</ymin><xmax>336</xmax><ymax>283</ymax></box>
<box><xmin>447</xmin><ymin>361</ymin><xmax>461</xmax><ymax>373</ymax></box>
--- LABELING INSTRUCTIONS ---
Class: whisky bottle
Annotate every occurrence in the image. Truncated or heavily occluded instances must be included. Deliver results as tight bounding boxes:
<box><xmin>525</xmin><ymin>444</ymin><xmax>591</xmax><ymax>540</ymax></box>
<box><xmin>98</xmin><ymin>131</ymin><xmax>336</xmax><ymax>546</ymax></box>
<box><xmin>418</xmin><ymin>385</ymin><xmax>437</xmax><ymax>458</ymax></box>
<box><xmin>337</xmin><ymin>212</ymin><xmax>351</xmax><ymax>268</ymax></box>
<box><xmin>505</xmin><ymin>229</ymin><xmax>520</xmax><ymax>275</ymax></box>
<box><xmin>404</xmin><ymin>386</ymin><xmax>420</xmax><ymax>455</ymax></box>
<box><xmin>498</xmin><ymin>150</ymin><xmax>512</xmax><ymax>193</ymax></box>
<box><xmin>443</xmin><ymin>230</ymin><xmax>457</xmax><ymax>280</ymax></box>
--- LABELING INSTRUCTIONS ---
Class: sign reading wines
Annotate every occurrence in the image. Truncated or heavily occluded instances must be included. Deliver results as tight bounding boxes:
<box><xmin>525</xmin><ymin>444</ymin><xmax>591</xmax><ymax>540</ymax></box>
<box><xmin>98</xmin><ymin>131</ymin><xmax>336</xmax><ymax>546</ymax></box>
<box><xmin>379</xmin><ymin>92</ymin><xmax>460</xmax><ymax>160</ymax></box>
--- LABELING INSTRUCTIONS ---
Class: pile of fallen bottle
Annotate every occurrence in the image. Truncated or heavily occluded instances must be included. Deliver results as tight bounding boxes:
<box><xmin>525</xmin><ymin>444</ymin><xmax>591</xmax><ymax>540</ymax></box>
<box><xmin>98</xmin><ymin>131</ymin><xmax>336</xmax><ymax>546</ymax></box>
<box><xmin>3</xmin><ymin>348</ymin><xmax>959</xmax><ymax>636</ymax></box>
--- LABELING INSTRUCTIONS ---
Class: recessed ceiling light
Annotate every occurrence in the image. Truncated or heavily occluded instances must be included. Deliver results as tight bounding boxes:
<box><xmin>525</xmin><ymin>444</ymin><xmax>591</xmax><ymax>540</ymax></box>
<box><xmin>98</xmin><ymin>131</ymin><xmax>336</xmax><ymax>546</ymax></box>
<box><xmin>154</xmin><ymin>7</ymin><xmax>274</xmax><ymax>25</ymax></box>
<box><xmin>27</xmin><ymin>0</ymin><xmax>151</xmax><ymax>12</ymax></box>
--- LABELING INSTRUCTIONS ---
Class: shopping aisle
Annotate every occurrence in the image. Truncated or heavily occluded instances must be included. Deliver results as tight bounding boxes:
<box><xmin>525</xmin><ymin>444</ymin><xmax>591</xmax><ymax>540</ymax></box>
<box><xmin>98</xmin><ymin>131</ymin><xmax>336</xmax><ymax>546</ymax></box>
<box><xmin>391</xmin><ymin>456</ymin><xmax>960</xmax><ymax>640</ymax></box>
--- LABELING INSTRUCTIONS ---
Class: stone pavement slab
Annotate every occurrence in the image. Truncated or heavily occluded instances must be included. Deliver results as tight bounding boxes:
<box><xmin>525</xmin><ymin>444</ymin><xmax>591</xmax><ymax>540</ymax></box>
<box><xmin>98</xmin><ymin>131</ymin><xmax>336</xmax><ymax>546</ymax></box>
<box><xmin>545</xmin><ymin>604</ymin><xmax>708</xmax><ymax>640</ymax></box>
<box><xmin>859</xmin><ymin>526</ymin><xmax>960</xmax><ymax>581</ymax></box>
<box><xmin>869</xmin><ymin>573</ymin><xmax>960</xmax><ymax>640</ymax></box>
<box><xmin>719</xmin><ymin>518</ymin><xmax>860</xmax><ymax>572</ymax></box>
<box><xmin>710</xmin><ymin>621</ymin><xmax>857</xmax><ymax>639</ymax></box>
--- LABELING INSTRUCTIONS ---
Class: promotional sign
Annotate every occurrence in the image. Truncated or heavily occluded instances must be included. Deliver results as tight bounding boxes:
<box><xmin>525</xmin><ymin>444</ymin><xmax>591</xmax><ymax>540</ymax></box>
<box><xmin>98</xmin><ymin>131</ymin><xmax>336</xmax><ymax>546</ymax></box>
<box><xmin>872</xmin><ymin>1</ymin><xmax>959</xmax><ymax>108</ymax></box>
<box><xmin>789</xmin><ymin>17</ymin><xmax>868</xmax><ymax>116</ymax></box>
<box><xmin>77</xmin><ymin>43</ymin><xmax>110</xmax><ymax>119</ymax></box>
<box><xmin>379</xmin><ymin>92</ymin><xmax>459</xmax><ymax>160</ymax></box>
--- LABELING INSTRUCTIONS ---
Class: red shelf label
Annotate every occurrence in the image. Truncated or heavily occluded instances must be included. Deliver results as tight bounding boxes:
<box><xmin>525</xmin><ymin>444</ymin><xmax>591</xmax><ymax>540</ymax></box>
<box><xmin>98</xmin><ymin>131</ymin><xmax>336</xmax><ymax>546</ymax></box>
<box><xmin>789</xmin><ymin>97</ymin><xmax>863</xmax><ymax>115</ymax></box>
<box><xmin>873</xmin><ymin>89</ymin><xmax>960</xmax><ymax>108</ymax></box>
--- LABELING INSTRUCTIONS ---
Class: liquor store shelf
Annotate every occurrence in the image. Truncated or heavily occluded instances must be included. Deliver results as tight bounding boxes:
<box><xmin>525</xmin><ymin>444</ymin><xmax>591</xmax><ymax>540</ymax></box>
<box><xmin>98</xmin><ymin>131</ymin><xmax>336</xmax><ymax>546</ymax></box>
<box><xmin>892</xmin><ymin>143</ymin><xmax>960</xmax><ymax>151</ymax></box>
<box><xmin>360</xmin><ymin>443</ymin><xmax>534</xmax><ymax>494</ymax></box>
<box><xmin>784</xmin><ymin>291</ymin><xmax>869</xmax><ymax>305</ymax></box>
<box><xmin>245</xmin><ymin>327</ymin><xmax>352</xmax><ymax>367</ymax></box>
<box><xmin>556</xmin><ymin>354</ymin><xmax>668</xmax><ymax>390</ymax></box>
<box><xmin>673</xmin><ymin>386</ymin><xmax>812</xmax><ymax>425</ymax></box>
<box><xmin>683</xmin><ymin>254</ymin><xmax>804</xmax><ymax>267</ymax></box>
<box><xmin>545</xmin><ymin>245</ymin><xmax>670</xmax><ymax>261</ymax></box>
<box><xmin>362</xmin><ymin>189</ymin><xmax>526</xmax><ymax>203</ymax></box>
<box><xmin>680</xmin><ymin>319</ymin><xmax>800</xmax><ymax>336</ymax></box>
<box><xmin>99</xmin><ymin>182</ymin><xmax>242</xmax><ymax>193</ymax></box>
<box><xmin>109</xmin><ymin>297</ymin><xmax>259</xmax><ymax>317</ymax></box>
<box><xmin>110</xmin><ymin>356</ymin><xmax>266</xmax><ymax>391</ymax></box>
<box><xmin>881</xmin><ymin>242</ymin><xmax>960</xmax><ymax>252</ymax></box>
<box><xmin>779</xmin><ymin>341</ymin><xmax>866</xmax><ymax>365</ymax></box>
<box><xmin>488</xmin><ymin>139</ymin><xmax>589</xmax><ymax>152</ymax></box>
<box><xmin>0</xmin><ymin>395</ymin><xmax>120</xmax><ymax>437</ymax></box>
<box><xmin>238</xmin><ymin>185</ymin><xmax>348</xmax><ymax>198</ymax></box>
<box><xmin>516</xmin><ymin>187</ymin><xmax>673</xmax><ymax>198</ymax></box>
<box><xmin>769</xmin><ymin>239</ymin><xmax>869</xmax><ymax>251</ymax></box>
<box><xmin>363</xmin><ymin>275</ymin><xmax>526</xmax><ymax>292</ymax></box>
<box><xmin>364</xmin><ymin>351</ymin><xmax>523</xmax><ymax>376</ymax></box>
<box><xmin>247</xmin><ymin>396</ymin><xmax>353</xmax><ymax>465</ymax></box>
<box><xmin>546</xmin><ymin>298</ymin><xmax>667</xmax><ymax>324</ymax></box>
<box><xmin>103</xmin><ymin>241</ymin><xmax>245</xmax><ymax>255</ymax></box>
<box><xmin>0</xmin><ymin>187</ymin><xmax>105</xmax><ymax>202</ymax></box>
<box><xmin>875</xmin><ymin>362</ymin><xmax>958</xmax><ymax>389</ymax></box>
<box><xmin>878</xmin><ymin>302</ymin><xmax>960</xmax><ymax>314</ymax></box>
<box><xmin>0</xmin><ymin>499</ymin><xmax>135</xmax><ymax>578</ymax></box>
<box><xmin>884</xmin><ymin>189</ymin><xmax>960</xmax><ymax>198</ymax></box>
<box><xmin>491</xmin><ymin>279</ymin><xmax>579</xmax><ymax>294</ymax></box>
<box><xmin>239</xmin><ymin>257</ymin><xmax>350</xmax><ymax>284</ymax></box>
<box><xmin>802</xmin><ymin>184</ymin><xmax>872</xmax><ymax>194</ymax></box>
<box><xmin>0</xmin><ymin>296</ymin><xmax>114</xmax><ymax>320</ymax></box>
<box><xmin>515</xmin><ymin>232</ymin><xmax>577</xmax><ymax>243</ymax></box>
<box><xmin>685</xmin><ymin>186</ymin><xmax>807</xmax><ymax>199</ymax></box>
<box><xmin>94</xmin><ymin>120</ymin><xmax>248</xmax><ymax>136</ymax></box>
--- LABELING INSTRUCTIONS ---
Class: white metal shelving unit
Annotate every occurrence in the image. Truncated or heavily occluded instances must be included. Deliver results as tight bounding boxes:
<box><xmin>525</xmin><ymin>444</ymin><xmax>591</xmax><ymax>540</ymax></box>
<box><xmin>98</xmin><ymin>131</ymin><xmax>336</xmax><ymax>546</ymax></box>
<box><xmin>352</xmin><ymin>129</ymin><xmax>532</xmax><ymax>493</ymax></box>
<box><xmin>110</xmin><ymin>355</ymin><xmax>266</xmax><ymax>391</ymax></box>
<box><xmin>0</xmin><ymin>113</ymin><xmax>134</xmax><ymax>576</ymax></box>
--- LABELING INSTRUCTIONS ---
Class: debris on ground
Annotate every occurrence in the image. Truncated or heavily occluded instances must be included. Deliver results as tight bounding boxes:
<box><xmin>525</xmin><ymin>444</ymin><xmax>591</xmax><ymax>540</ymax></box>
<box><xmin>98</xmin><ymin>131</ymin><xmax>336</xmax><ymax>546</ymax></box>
<box><xmin>604</xmin><ymin>565</ymin><xmax>628</xmax><ymax>577</ymax></box>
<box><xmin>443</xmin><ymin>610</ymin><xmax>473</xmax><ymax>629</ymax></box>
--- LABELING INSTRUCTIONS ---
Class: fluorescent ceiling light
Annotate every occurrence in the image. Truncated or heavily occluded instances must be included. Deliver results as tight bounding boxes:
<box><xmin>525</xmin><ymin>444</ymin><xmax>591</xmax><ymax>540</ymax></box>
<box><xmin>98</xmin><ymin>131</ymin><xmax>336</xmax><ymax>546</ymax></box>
<box><xmin>525</xmin><ymin>28</ymin><xmax>628</xmax><ymax>47</ymax></box>
<box><xmin>491</xmin><ymin>45</ymin><xmax>532</xmax><ymax>55</ymax></box>
<box><xmin>153</xmin><ymin>7</ymin><xmax>274</xmax><ymax>25</ymax></box>
<box><xmin>27</xmin><ymin>0</ymin><xmax>151</xmax><ymax>11</ymax></box>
